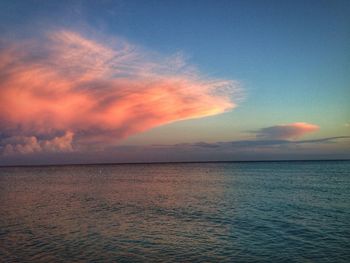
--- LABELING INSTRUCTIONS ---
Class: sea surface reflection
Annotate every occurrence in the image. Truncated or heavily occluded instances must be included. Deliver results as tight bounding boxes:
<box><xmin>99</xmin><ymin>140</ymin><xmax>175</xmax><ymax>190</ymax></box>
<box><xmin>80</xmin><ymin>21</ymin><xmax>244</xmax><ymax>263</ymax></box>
<box><xmin>0</xmin><ymin>161</ymin><xmax>349</xmax><ymax>262</ymax></box>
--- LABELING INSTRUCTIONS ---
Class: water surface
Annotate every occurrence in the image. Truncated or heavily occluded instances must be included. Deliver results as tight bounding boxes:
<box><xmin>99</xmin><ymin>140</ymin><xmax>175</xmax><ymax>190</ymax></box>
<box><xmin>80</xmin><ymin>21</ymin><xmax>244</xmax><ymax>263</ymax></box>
<box><xmin>0</xmin><ymin>161</ymin><xmax>349</xmax><ymax>262</ymax></box>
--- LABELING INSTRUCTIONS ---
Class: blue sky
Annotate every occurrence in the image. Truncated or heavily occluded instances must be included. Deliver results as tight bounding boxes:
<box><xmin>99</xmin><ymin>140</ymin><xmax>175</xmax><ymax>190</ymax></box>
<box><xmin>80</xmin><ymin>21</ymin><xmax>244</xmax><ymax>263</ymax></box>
<box><xmin>0</xmin><ymin>0</ymin><xmax>349</xmax><ymax>164</ymax></box>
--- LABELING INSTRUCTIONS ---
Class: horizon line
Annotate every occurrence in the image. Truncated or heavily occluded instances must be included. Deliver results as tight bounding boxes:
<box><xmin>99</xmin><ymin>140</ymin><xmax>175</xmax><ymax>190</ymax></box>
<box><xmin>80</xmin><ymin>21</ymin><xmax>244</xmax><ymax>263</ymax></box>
<box><xmin>1</xmin><ymin>158</ymin><xmax>349</xmax><ymax>168</ymax></box>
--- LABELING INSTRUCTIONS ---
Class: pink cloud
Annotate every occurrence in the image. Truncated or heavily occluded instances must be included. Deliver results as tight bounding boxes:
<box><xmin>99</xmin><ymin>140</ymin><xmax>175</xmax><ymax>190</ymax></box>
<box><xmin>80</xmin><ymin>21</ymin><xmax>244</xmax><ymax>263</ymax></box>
<box><xmin>2</xmin><ymin>132</ymin><xmax>73</xmax><ymax>155</ymax></box>
<box><xmin>0</xmin><ymin>30</ymin><xmax>240</xmax><ymax>154</ymax></box>
<box><xmin>255</xmin><ymin>122</ymin><xmax>319</xmax><ymax>140</ymax></box>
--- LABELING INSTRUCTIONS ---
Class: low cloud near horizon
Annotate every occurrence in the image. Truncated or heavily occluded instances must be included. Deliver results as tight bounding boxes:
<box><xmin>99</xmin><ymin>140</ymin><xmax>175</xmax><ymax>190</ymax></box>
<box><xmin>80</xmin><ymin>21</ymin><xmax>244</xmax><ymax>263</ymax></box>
<box><xmin>1</xmin><ymin>135</ymin><xmax>349</xmax><ymax>165</ymax></box>
<box><xmin>254</xmin><ymin>122</ymin><xmax>319</xmax><ymax>140</ymax></box>
<box><xmin>0</xmin><ymin>30</ymin><xmax>240</xmax><ymax>155</ymax></box>
<box><xmin>3</xmin><ymin>116</ymin><xmax>349</xmax><ymax>164</ymax></box>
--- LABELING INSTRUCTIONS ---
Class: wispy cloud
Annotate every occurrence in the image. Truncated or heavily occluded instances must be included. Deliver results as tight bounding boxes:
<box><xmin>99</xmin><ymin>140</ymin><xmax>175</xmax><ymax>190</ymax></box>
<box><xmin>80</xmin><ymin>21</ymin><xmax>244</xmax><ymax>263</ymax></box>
<box><xmin>201</xmin><ymin>136</ymin><xmax>350</xmax><ymax>148</ymax></box>
<box><xmin>154</xmin><ymin>136</ymin><xmax>349</xmax><ymax>150</ymax></box>
<box><xmin>0</xmin><ymin>30</ymin><xmax>240</xmax><ymax>155</ymax></box>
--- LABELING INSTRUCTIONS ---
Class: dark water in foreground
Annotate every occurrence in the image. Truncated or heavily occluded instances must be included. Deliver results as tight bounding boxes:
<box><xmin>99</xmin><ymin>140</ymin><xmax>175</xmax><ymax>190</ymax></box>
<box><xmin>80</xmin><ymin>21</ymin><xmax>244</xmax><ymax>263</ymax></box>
<box><xmin>0</xmin><ymin>161</ymin><xmax>349</xmax><ymax>262</ymax></box>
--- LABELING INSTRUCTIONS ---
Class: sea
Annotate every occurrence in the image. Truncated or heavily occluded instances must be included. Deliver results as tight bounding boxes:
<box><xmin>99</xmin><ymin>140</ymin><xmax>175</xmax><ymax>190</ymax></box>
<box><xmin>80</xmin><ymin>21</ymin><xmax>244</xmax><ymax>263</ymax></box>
<box><xmin>0</xmin><ymin>160</ymin><xmax>349</xmax><ymax>262</ymax></box>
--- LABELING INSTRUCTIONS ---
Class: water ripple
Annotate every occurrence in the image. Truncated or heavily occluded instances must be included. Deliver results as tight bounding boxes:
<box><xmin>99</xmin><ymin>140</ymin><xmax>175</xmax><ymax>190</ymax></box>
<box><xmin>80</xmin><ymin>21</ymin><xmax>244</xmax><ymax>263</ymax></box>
<box><xmin>0</xmin><ymin>161</ymin><xmax>349</xmax><ymax>262</ymax></box>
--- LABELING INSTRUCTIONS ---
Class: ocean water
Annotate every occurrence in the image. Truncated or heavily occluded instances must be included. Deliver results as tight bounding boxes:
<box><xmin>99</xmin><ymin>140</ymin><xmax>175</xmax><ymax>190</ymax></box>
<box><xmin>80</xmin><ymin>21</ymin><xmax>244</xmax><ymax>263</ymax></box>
<box><xmin>0</xmin><ymin>161</ymin><xmax>349</xmax><ymax>262</ymax></box>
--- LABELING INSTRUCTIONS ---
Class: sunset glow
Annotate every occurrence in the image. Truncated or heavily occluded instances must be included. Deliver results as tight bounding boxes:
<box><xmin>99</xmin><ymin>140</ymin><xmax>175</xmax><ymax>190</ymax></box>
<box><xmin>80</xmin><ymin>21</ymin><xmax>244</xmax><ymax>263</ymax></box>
<box><xmin>0</xmin><ymin>0</ymin><xmax>348</xmax><ymax>164</ymax></box>
<box><xmin>0</xmin><ymin>31</ymin><xmax>238</xmax><ymax>153</ymax></box>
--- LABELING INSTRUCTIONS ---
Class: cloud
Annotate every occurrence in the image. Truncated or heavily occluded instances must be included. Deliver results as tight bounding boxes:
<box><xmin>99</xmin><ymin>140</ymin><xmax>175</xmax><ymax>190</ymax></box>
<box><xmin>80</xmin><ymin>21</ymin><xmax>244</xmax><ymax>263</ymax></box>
<box><xmin>0</xmin><ymin>30</ymin><xmax>240</xmax><ymax>154</ymax></box>
<box><xmin>2</xmin><ymin>132</ymin><xmax>73</xmax><ymax>155</ymax></box>
<box><xmin>154</xmin><ymin>136</ymin><xmax>350</xmax><ymax>150</ymax></box>
<box><xmin>1</xmin><ymin>135</ymin><xmax>349</xmax><ymax>165</ymax></box>
<box><xmin>254</xmin><ymin>122</ymin><xmax>319</xmax><ymax>140</ymax></box>
<box><xmin>215</xmin><ymin>136</ymin><xmax>349</xmax><ymax>148</ymax></box>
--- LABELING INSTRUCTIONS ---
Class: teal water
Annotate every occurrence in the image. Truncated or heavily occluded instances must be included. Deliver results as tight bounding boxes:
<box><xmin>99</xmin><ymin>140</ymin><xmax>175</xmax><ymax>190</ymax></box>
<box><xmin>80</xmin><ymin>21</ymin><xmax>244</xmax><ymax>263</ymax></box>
<box><xmin>0</xmin><ymin>161</ymin><xmax>349</xmax><ymax>262</ymax></box>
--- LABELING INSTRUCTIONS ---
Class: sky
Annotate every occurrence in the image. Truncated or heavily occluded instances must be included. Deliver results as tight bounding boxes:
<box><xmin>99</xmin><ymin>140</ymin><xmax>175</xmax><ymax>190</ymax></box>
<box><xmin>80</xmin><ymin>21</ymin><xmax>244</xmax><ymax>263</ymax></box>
<box><xmin>0</xmin><ymin>0</ymin><xmax>349</xmax><ymax>165</ymax></box>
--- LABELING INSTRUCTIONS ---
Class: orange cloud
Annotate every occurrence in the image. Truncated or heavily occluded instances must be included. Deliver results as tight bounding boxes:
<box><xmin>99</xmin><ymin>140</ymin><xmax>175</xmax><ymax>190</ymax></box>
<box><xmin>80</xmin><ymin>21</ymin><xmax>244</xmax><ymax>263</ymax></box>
<box><xmin>255</xmin><ymin>122</ymin><xmax>319</xmax><ymax>140</ymax></box>
<box><xmin>0</xmin><ymin>30</ymin><xmax>239</xmax><ymax>153</ymax></box>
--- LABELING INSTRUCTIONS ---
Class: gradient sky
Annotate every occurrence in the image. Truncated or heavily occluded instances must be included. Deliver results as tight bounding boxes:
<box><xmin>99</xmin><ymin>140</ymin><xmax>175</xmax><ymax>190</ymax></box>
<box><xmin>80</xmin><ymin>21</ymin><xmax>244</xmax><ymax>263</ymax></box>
<box><xmin>0</xmin><ymin>0</ymin><xmax>349</xmax><ymax>165</ymax></box>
